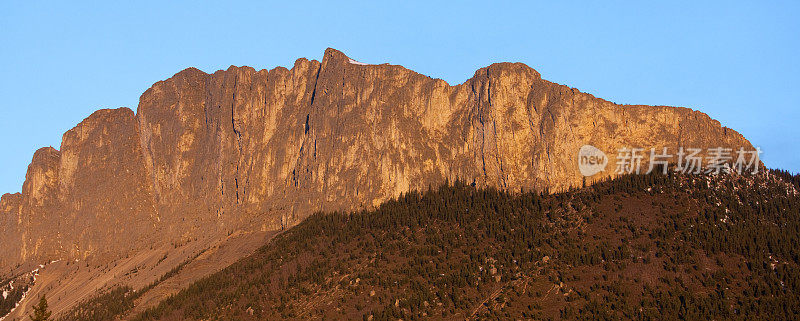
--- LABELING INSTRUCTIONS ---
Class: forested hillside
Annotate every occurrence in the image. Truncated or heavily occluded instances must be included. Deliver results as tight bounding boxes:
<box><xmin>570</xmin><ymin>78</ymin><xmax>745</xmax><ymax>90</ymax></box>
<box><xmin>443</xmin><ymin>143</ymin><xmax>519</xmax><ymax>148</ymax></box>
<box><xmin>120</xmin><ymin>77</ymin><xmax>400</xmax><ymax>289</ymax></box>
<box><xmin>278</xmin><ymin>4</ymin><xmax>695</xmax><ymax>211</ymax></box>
<box><xmin>66</xmin><ymin>170</ymin><xmax>800</xmax><ymax>320</ymax></box>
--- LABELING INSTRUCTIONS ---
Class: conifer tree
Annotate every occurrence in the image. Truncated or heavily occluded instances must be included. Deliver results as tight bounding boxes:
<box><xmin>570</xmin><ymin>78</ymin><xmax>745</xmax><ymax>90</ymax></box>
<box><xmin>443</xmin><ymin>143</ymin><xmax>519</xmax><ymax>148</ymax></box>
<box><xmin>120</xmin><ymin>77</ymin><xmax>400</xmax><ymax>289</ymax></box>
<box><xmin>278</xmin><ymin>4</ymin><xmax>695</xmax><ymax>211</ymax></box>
<box><xmin>29</xmin><ymin>295</ymin><xmax>51</xmax><ymax>321</ymax></box>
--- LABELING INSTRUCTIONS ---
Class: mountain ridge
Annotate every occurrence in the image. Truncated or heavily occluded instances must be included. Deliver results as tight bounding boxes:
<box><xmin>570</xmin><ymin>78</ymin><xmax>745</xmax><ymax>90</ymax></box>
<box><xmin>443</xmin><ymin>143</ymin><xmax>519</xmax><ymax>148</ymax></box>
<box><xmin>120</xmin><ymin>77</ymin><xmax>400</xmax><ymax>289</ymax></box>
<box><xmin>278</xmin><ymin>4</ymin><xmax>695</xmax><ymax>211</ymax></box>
<box><xmin>0</xmin><ymin>48</ymin><xmax>754</xmax><ymax>273</ymax></box>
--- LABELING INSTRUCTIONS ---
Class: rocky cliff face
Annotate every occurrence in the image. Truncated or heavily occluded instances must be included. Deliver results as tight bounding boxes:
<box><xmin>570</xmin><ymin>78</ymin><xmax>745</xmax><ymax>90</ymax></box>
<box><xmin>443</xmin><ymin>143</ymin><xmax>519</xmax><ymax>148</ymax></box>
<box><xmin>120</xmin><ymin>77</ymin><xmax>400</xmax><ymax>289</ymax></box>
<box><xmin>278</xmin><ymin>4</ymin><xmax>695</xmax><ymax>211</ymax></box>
<box><xmin>0</xmin><ymin>48</ymin><xmax>754</xmax><ymax>270</ymax></box>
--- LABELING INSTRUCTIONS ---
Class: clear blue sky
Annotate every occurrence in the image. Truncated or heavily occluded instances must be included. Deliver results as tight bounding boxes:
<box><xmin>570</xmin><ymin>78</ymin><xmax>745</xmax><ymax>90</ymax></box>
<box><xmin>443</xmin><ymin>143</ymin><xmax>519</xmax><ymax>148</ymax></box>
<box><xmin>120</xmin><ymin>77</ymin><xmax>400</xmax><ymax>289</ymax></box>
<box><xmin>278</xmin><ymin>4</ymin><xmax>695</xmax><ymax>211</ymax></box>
<box><xmin>1</xmin><ymin>1</ymin><xmax>798</xmax><ymax>194</ymax></box>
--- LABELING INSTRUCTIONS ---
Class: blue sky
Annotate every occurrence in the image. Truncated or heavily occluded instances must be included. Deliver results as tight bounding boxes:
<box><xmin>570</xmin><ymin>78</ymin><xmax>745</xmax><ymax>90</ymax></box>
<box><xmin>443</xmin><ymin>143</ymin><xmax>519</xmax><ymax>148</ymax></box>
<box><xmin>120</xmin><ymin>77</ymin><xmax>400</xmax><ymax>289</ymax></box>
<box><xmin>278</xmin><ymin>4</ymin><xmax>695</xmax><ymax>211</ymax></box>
<box><xmin>0</xmin><ymin>1</ymin><xmax>798</xmax><ymax>194</ymax></box>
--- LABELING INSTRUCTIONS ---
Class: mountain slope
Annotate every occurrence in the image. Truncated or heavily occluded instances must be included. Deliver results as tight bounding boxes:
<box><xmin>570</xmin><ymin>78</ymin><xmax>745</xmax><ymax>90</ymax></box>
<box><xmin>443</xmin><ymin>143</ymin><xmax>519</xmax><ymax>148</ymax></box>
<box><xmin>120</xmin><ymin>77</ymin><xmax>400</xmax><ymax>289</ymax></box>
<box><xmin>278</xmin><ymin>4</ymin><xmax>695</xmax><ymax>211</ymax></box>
<box><xmin>73</xmin><ymin>170</ymin><xmax>799</xmax><ymax>320</ymax></box>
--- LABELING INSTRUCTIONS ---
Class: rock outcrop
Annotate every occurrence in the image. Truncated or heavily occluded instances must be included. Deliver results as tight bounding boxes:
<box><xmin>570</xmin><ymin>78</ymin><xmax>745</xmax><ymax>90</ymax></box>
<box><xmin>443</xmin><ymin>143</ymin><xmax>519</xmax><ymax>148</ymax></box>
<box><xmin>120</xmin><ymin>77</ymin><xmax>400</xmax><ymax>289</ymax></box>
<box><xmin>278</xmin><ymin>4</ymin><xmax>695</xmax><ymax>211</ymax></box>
<box><xmin>0</xmin><ymin>48</ymin><xmax>754</xmax><ymax>270</ymax></box>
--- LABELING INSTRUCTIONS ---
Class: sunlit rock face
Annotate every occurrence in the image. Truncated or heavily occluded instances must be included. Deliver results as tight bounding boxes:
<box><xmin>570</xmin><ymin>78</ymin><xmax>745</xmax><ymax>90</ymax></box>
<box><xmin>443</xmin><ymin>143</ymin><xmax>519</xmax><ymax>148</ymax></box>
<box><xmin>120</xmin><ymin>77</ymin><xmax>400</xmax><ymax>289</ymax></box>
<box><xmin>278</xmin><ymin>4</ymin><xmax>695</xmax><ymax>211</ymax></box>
<box><xmin>0</xmin><ymin>48</ymin><xmax>753</xmax><ymax>270</ymax></box>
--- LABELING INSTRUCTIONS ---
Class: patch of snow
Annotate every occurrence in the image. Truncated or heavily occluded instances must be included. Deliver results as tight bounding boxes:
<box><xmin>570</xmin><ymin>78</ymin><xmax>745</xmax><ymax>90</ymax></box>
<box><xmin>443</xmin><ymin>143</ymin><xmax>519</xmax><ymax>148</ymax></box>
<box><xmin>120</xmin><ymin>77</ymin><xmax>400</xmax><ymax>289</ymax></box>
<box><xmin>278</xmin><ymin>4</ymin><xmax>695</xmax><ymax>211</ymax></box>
<box><xmin>348</xmin><ymin>58</ymin><xmax>370</xmax><ymax>66</ymax></box>
<box><xmin>0</xmin><ymin>266</ymin><xmax>42</xmax><ymax>321</ymax></box>
<box><xmin>0</xmin><ymin>284</ymin><xmax>28</xmax><ymax>321</ymax></box>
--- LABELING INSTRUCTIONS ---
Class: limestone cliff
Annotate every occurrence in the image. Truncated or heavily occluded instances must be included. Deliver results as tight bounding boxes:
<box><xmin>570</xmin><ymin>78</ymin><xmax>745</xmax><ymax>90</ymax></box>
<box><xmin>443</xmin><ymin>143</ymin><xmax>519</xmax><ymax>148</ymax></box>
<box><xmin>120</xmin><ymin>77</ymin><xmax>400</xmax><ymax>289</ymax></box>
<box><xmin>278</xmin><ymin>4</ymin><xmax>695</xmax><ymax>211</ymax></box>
<box><xmin>0</xmin><ymin>48</ymin><xmax>753</xmax><ymax>270</ymax></box>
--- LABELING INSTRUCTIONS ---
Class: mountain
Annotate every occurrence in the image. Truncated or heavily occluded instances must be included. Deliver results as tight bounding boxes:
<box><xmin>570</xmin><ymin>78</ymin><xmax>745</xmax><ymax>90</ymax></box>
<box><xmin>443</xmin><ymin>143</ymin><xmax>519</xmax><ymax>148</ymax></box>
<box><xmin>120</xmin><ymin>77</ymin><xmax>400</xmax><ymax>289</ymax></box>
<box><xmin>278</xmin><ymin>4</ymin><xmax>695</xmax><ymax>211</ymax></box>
<box><xmin>0</xmin><ymin>48</ymin><xmax>753</xmax><ymax>271</ymax></box>
<box><xmin>0</xmin><ymin>48</ymin><xmax>757</xmax><ymax>319</ymax></box>
<box><xmin>65</xmin><ymin>171</ymin><xmax>800</xmax><ymax>320</ymax></box>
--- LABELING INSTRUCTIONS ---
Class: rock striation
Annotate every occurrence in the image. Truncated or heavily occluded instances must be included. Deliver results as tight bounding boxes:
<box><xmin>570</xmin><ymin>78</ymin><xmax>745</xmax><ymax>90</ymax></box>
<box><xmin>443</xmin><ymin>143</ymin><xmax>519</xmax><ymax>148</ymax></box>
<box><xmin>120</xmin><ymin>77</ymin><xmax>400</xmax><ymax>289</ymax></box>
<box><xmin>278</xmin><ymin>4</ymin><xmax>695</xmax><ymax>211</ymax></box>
<box><xmin>0</xmin><ymin>48</ymin><xmax>753</xmax><ymax>270</ymax></box>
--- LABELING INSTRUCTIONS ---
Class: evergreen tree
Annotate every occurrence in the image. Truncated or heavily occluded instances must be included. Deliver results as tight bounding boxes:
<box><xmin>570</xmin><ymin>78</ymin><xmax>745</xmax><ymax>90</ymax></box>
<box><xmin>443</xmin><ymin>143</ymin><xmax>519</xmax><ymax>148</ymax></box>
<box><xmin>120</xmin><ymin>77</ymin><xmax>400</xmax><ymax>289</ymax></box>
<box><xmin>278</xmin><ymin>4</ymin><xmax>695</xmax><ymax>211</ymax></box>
<box><xmin>29</xmin><ymin>295</ymin><xmax>51</xmax><ymax>321</ymax></box>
